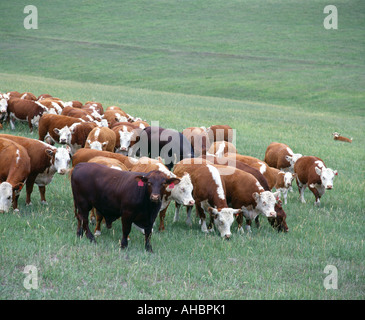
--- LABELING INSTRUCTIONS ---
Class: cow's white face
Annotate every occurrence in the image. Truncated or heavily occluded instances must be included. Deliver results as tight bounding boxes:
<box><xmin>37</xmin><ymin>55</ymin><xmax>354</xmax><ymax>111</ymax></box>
<box><xmin>87</xmin><ymin>139</ymin><xmax>108</xmax><ymax>151</ymax></box>
<box><xmin>54</xmin><ymin>126</ymin><xmax>72</xmax><ymax>144</ymax></box>
<box><xmin>0</xmin><ymin>182</ymin><xmax>13</xmax><ymax>213</ymax></box>
<box><xmin>315</xmin><ymin>166</ymin><xmax>337</xmax><ymax>190</ymax></box>
<box><xmin>118</xmin><ymin>127</ymin><xmax>134</xmax><ymax>153</ymax></box>
<box><xmin>0</xmin><ymin>97</ymin><xmax>8</xmax><ymax>113</ymax></box>
<box><xmin>253</xmin><ymin>191</ymin><xmax>279</xmax><ymax>218</ymax></box>
<box><xmin>170</xmin><ymin>173</ymin><xmax>195</xmax><ymax>206</ymax></box>
<box><xmin>284</xmin><ymin>172</ymin><xmax>295</xmax><ymax>188</ymax></box>
<box><xmin>54</xmin><ymin>146</ymin><xmax>72</xmax><ymax>175</ymax></box>
<box><xmin>209</xmin><ymin>207</ymin><xmax>241</xmax><ymax>238</ymax></box>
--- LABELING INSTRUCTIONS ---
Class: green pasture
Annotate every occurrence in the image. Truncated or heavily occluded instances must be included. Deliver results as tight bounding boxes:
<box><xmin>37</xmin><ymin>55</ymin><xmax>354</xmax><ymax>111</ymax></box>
<box><xmin>0</xmin><ymin>0</ymin><xmax>364</xmax><ymax>300</ymax></box>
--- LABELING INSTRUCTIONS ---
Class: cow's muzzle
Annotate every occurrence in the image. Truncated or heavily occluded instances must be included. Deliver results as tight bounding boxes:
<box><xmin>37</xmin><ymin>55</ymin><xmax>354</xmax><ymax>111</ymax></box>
<box><xmin>150</xmin><ymin>194</ymin><xmax>160</xmax><ymax>203</ymax></box>
<box><xmin>326</xmin><ymin>185</ymin><xmax>333</xmax><ymax>190</ymax></box>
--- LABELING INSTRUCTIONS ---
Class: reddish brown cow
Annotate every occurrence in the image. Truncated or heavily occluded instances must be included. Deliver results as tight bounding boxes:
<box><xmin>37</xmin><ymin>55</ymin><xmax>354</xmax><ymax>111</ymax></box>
<box><xmin>332</xmin><ymin>132</ymin><xmax>352</xmax><ymax>143</ymax></box>
<box><xmin>85</xmin><ymin>127</ymin><xmax>116</xmax><ymax>152</ymax></box>
<box><xmin>6</xmin><ymin>98</ymin><xmax>49</xmax><ymax>133</ymax></box>
<box><xmin>0</xmin><ymin>138</ymin><xmax>31</xmax><ymax>212</ymax></box>
<box><xmin>0</xmin><ymin>134</ymin><xmax>71</xmax><ymax>206</ymax></box>
<box><xmin>294</xmin><ymin>156</ymin><xmax>338</xmax><ymax>206</ymax></box>
<box><xmin>83</xmin><ymin>101</ymin><xmax>104</xmax><ymax>115</ymax></box>
<box><xmin>264</xmin><ymin>142</ymin><xmax>302</xmax><ymax>172</ymax></box>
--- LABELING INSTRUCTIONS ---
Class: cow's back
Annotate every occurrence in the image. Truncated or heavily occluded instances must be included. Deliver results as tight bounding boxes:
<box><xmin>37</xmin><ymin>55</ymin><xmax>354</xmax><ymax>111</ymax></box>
<box><xmin>294</xmin><ymin>156</ymin><xmax>323</xmax><ymax>185</ymax></box>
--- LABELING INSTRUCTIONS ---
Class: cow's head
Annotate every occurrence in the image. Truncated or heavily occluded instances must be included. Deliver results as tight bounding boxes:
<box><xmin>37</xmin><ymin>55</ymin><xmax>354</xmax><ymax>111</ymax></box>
<box><xmin>283</xmin><ymin>172</ymin><xmax>295</xmax><ymax>188</ymax></box>
<box><xmin>169</xmin><ymin>172</ymin><xmax>195</xmax><ymax>207</ymax></box>
<box><xmin>46</xmin><ymin>146</ymin><xmax>72</xmax><ymax>175</ymax></box>
<box><xmin>135</xmin><ymin>170</ymin><xmax>180</xmax><ymax>203</ymax></box>
<box><xmin>117</xmin><ymin>126</ymin><xmax>134</xmax><ymax>154</ymax></box>
<box><xmin>208</xmin><ymin>207</ymin><xmax>242</xmax><ymax>239</ymax></box>
<box><xmin>54</xmin><ymin>123</ymin><xmax>80</xmax><ymax>145</ymax></box>
<box><xmin>268</xmin><ymin>199</ymin><xmax>289</xmax><ymax>233</ymax></box>
<box><xmin>315</xmin><ymin>166</ymin><xmax>338</xmax><ymax>190</ymax></box>
<box><xmin>87</xmin><ymin>139</ymin><xmax>108</xmax><ymax>151</ymax></box>
<box><xmin>253</xmin><ymin>190</ymin><xmax>280</xmax><ymax>218</ymax></box>
<box><xmin>0</xmin><ymin>182</ymin><xmax>23</xmax><ymax>213</ymax></box>
<box><xmin>0</xmin><ymin>95</ymin><xmax>8</xmax><ymax>114</ymax></box>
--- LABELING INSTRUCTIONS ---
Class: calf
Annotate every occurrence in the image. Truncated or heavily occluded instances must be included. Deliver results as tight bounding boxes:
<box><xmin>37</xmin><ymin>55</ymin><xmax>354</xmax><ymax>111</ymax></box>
<box><xmin>138</xmin><ymin>126</ymin><xmax>195</xmax><ymax>171</ymax></box>
<box><xmin>85</xmin><ymin>127</ymin><xmax>116</xmax><ymax>152</ymax></box>
<box><xmin>0</xmin><ymin>134</ymin><xmax>71</xmax><ymax>205</ymax></box>
<box><xmin>130</xmin><ymin>157</ymin><xmax>195</xmax><ymax>231</ymax></box>
<box><xmin>264</xmin><ymin>142</ymin><xmax>302</xmax><ymax>172</ymax></box>
<box><xmin>0</xmin><ymin>138</ymin><xmax>31</xmax><ymax>212</ymax></box>
<box><xmin>173</xmin><ymin>159</ymin><xmax>242</xmax><ymax>238</ymax></box>
<box><xmin>72</xmin><ymin>148</ymin><xmax>136</xmax><ymax>169</ymax></box>
<box><xmin>332</xmin><ymin>132</ymin><xmax>352</xmax><ymax>143</ymax></box>
<box><xmin>294</xmin><ymin>156</ymin><xmax>338</xmax><ymax>206</ymax></box>
<box><xmin>7</xmin><ymin>98</ymin><xmax>49</xmax><ymax>133</ymax></box>
<box><xmin>71</xmin><ymin>163</ymin><xmax>180</xmax><ymax>252</ymax></box>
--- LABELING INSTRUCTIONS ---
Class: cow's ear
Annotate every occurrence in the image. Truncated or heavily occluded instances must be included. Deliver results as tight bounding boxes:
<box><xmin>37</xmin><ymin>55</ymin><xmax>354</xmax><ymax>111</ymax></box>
<box><xmin>45</xmin><ymin>148</ymin><xmax>55</xmax><ymax>158</ymax></box>
<box><xmin>53</xmin><ymin>128</ymin><xmax>60</xmax><ymax>135</ymax></box>
<box><xmin>208</xmin><ymin>207</ymin><xmax>218</xmax><ymax>219</ymax></box>
<box><xmin>233</xmin><ymin>209</ymin><xmax>242</xmax><ymax>216</ymax></box>
<box><xmin>13</xmin><ymin>182</ymin><xmax>24</xmax><ymax>192</ymax></box>
<box><xmin>315</xmin><ymin>166</ymin><xmax>322</xmax><ymax>176</ymax></box>
<box><xmin>102</xmin><ymin>141</ymin><xmax>108</xmax><ymax>146</ymax></box>
<box><xmin>273</xmin><ymin>190</ymin><xmax>281</xmax><ymax>200</ymax></box>
<box><xmin>135</xmin><ymin>176</ymin><xmax>148</xmax><ymax>183</ymax></box>
<box><xmin>165</xmin><ymin>178</ymin><xmax>181</xmax><ymax>187</ymax></box>
<box><xmin>285</xmin><ymin>155</ymin><xmax>292</xmax><ymax>163</ymax></box>
<box><xmin>334</xmin><ymin>170</ymin><xmax>338</xmax><ymax>176</ymax></box>
<box><xmin>252</xmin><ymin>192</ymin><xmax>260</xmax><ymax>202</ymax></box>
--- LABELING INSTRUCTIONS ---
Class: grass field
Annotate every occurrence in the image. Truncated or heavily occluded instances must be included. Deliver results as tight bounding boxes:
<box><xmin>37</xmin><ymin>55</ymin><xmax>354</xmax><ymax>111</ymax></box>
<box><xmin>0</xmin><ymin>0</ymin><xmax>364</xmax><ymax>300</ymax></box>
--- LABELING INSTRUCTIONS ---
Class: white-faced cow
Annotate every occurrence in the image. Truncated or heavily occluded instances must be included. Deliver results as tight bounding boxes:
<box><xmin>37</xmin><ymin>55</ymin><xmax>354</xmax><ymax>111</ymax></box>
<box><xmin>332</xmin><ymin>132</ymin><xmax>352</xmax><ymax>143</ymax></box>
<box><xmin>85</xmin><ymin>127</ymin><xmax>116</xmax><ymax>152</ymax></box>
<box><xmin>294</xmin><ymin>156</ymin><xmax>338</xmax><ymax>206</ymax></box>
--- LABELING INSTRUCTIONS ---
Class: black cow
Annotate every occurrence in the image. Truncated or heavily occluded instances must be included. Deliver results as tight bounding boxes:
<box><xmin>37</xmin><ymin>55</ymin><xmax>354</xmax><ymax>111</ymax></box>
<box><xmin>133</xmin><ymin>126</ymin><xmax>195</xmax><ymax>171</ymax></box>
<box><xmin>71</xmin><ymin>163</ymin><xmax>180</xmax><ymax>252</ymax></box>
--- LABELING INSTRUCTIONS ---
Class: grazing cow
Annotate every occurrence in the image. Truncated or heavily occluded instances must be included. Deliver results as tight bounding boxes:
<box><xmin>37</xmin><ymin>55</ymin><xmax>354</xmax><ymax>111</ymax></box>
<box><xmin>36</xmin><ymin>98</ymin><xmax>63</xmax><ymax>115</ymax></box>
<box><xmin>103</xmin><ymin>109</ymin><xmax>129</xmax><ymax>127</ymax></box>
<box><xmin>225</xmin><ymin>153</ymin><xmax>295</xmax><ymax>203</ymax></box>
<box><xmin>85</xmin><ymin>127</ymin><xmax>116</xmax><ymax>152</ymax></box>
<box><xmin>7</xmin><ymin>91</ymin><xmax>23</xmax><ymax>99</ymax></box>
<box><xmin>6</xmin><ymin>98</ymin><xmax>49</xmax><ymax>133</ymax></box>
<box><xmin>0</xmin><ymin>138</ymin><xmax>31</xmax><ymax>212</ymax></box>
<box><xmin>130</xmin><ymin>157</ymin><xmax>195</xmax><ymax>231</ymax></box>
<box><xmin>20</xmin><ymin>92</ymin><xmax>37</xmax><ymax>100</ymax></box>
<box><xmin>137</xmin><ymin>126</ymin><xmax>195</xmax><ymax>171</ymax></box>
<box><xmin>72</xmin><ymin>148</ymin><xmax>136</xmax><ymax>169</ymax></box>
<box><xmin>201</xmin><ymin>154</ymin><xmax>288</xmax><ymax>232</ymax></box>
<box><xmin>173</xmin><ymin>159</ymin><xmax>242</xmax><ymax>238</ymax></box>
<box><xmin>294</xmin><ymin>156</ymin><xmax>338</xmax><ymax>206</ymax></box>
<box><xmin>208</xmin><ymin>141</ymin><xmax>237</xmax><ymax>158</ymax></box>
<box><xmin>38</xmin><ymin>114</ymin><xmax>82</xmax><ymax>145</ymax></box>
<box><xmin>112</xmin><ymin>123</ymin><xmax>142</xmax><ymax>155</ymax></box>
<box><xmin>61</xmin><ymin>106</ymin><xmax>97</xmax><ymax>122</ymax></box>
<box><xmin>264</xmin><ymin>142</ymin><xmax>302</xmax><ymax>172</ymax></box>
<box><xmin>0</xmin><ymin>134</ymin><xmax>71</xmax><ymax>205</ymax></box>
<box><xmin>182</xmin><ymin>127</ymin><xmax>211</xmax><ymax>157</ymax></box>
<box><xmin>332</xmin><ymin>132</ymin><xmax>352</xmax><ymax>143</ymax></box>
<box><xmin>207</xmin><ymin>125</ymin><xmax>234</xmax><ymax>143</ymax></box>
<box><xmin>71</xmin><ymin>163</ymin><xmax>180</xmax><ymax>252</ymax></box>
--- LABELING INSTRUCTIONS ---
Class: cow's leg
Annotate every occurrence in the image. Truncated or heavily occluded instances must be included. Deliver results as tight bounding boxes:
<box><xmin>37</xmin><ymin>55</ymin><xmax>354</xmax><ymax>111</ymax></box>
<box><xmin>144</xmin><ymin>227</ymin><xmax>153</xmax><ymax>253</ymax></box>
<box><xmin>296</xmin><ymin>178</ymin><xmax>306</xmax><ymax>203</ymax></box>
<box><xmin>235</xmin><ymin>211</ymin><xmax>244</xmax><ymax>234</ymax></box>
<box><xmin>186</xmin><ymin>205</ymin><xmax>193</xmax><ymax>227</ymax></box>
<box><xmin>25</xmin><ymin>174</ymin><xmax>36</xmax><ymax>205</ymax></box>
<box><xmin>195</xmin><ymin>203</ymin><xmax>208</xmax><ymax>233</ymax></box>
<box><xmin>74</xmin><ymin>201</ymin><xmax>94</xmax><ymax>242</ymax></box>
<box><xmin>9</xmin><ymin>116</ymin><xmax>15</xmax><ymax>130</ymax></box>
<box><xmin>173</xmin><ymin>202</ymin><xmax>181</xmax><ymax>223</ymax></box>
<box><xmin>254</xmin><ymin>215</ymin><xmax>261</xmax><ymax>229</ymax></box>
<box><xmin>38</xmin><ymin>186</ymin><xmax>47</xmax><ymax>204</ymax></box>
<box><xmin>158</xmin><ymin>206</ymin><xmax>168</xmax><ymax>231</ymax></box>
<box><xmin>121</xmin><ymin>215</ymin><xmax>132</xmax><ymax>249</ymax></box>
<box><xmin>94</xmin><ymin>211</ymin><xmax>104</xmax><ymax>236</ymax></box>
<box><xmin>245</xmin><ymin>219</ymin><xmax>252</xmax><ymax>233</ymax></box>
<box><xmin>309</xmin><ymin>184</ymin><xmax>321</xmax><ymax>206</ymax></box>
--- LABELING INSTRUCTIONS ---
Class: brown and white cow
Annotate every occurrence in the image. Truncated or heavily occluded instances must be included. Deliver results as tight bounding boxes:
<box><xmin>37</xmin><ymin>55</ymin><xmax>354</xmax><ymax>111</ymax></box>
<box><xmin>83</xmin><ymin>101</ymin><xmax>104</xmax><ymax>116</ymax></box>
<box><xmin>61</xmin><ymin>106</ymin><xmax>98</xmax><ymax>122</ymax></box>
<box><xmin>85</xmin><ymin>127</ymin><xmax>116</xmax><ymax>152</ymax></box>
<box><xmin>207</xmin><ymin>141</ymin><xmax>237</xmax><ymax>158</ymax></box>
<box><xmin>7</xmin><ymin>98</ymin><xmax>49</xmax><ymax>133</ymax></box>
<box><xmin>112</xmin><ymin>123</ymin><xmax>142</xmax><ymax>155</ymax></box>
<box><xmin>0</xmin><ymin>138</ymin><xmax>31</xmax><ymax>212</ymax></box>
<box><xmin>294</xmin><ymin>156</ymin><xmax>338</xmax><ymax>206</ymax></box>
<box><xmin>264</xmin><ymin>142</ymin><xmax>302</xmax><ymax>173</ymax></box>
<box><xmin>36</xmin><ymin>98</ymin><xmax>63</xmax><ymax>115</ymax></box>
<box><xmin>182</xmin><ymin>127</ymin><xmax>211</xmax><ymax>157</ymax></box>
<box><xmin>72</xmin><ymin>148</ymin><xmax>136</xmax><ymax>170</ymax></box>
<box><xmin>130</xmin><ymin>157</ymin><xmax>195</xmax><ymax>231</ymax></box>
<box><xmin>207</xmin><ymin>125</ymin><xmax>234</xmax><ymax>143</ymax></box>
<box><xmin>0</xmin><ymin>134</ymin><xmax>71</xmax><ymax>206</ymax></box>
<box><xmin>225</xmin><ymin>153</ymin><xmax>295</xmax><ymax>204</ymax></box>
<box><xmin>103</xmin><ymin>109</ymin><xmax>129</xmax><ymax>127</ymax></box>
<box><xmin>19</xmin><ymin>92</ymin><xmax>37</xmax><ymax>100</ymax></box>
<box><xmin>173</xmin><ymin>159</ymin><xmax>242</xmax><ymax>239</ymax></box>
<box><xmin>332</xmin><ymin>132</ymin><xmax>352</xmax><ymax>143</ymax></box>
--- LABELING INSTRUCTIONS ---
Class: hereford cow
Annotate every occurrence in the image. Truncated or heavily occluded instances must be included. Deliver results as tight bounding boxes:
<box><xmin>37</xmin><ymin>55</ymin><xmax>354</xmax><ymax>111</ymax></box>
<box><xmin>332</xmin><ymin>132</ymin><xmax>352</xmax><ymax>143</ymax></box>
<box><xmin>173</xmin><ymin>159</ymin><xmax>242</xmax><ymax>239</ymax></box>
<box><xmin>264</xmin><ymin>142</ymin><xmax>302</xmax><ymax>172</ymax></box>
<box><xmin>72</xmin><ymin>148</ymin><xmax>136</xmax><ymax>169</ymax></box>
<box><xmin>207</xmin><ymin>141</ymin><xmax>237</xmax><ymax>158</ymax></box>
<box><xmin>130</xmin><ymin>157</ymin><xmax>195</xmax><ymax>231</ymax></box>
<box><xmin>0</xmin><ymin>134</ymin><xmax>71</xmax><ymax>206</ymax></box>
<box><xmin>182</xmin><ymin>127</ymin><xmax>211</xmax><ymax>157</ymax></box>
<box><xmin>0</xmin><ymin>138</ymin><xmax>31</xmax><ymax>212</ymax></box>
<box><xmin>137</xmin><ymin>126</ymin><xmax>195</xmax><ymax>171</ymax></box>
<box><xmin>225</xmin><ymin>153</ymin><xmax>295</xmax><ymax>204</ymax></box>
<box><xmin>7</xmin><ymin>98</ymin><xmax>49</xmax><ymax>133</ymax></box>
<box><xmin>294</xmin><ymin>156</ymin><xmax>338</xmax><ymax>206</ymax></box>
<box><xmin>112</xmin><ymin>123</ymin><xmax>142</xmax><ymax>155</ymax></box>
<box><xmin>61</xmin><ymin>106</ymin><xmax>98</xmax><ymax>122</ymax></box>
<box><xmin>207</xmin><ymin>125</ymin><xmax>234</xmax><ymax>143</ymax></box>
<box><xmin>85</xmin><ymin>127</ymin><xmax>116</xmax><ymax>152</ymax></box>
<box><xmin>83</xmin><ymin>101</ymin><xmax>104</xmax><ymax>116</ymax></box>
<box><xmin>71</xmin><ymin>163</ymin><xmax>180</xmax><ymax>252</ymax></box>
<box><xmin>103</xmin><ymin>109</ymin><xmax>129</xmax><ymax>127</ymax></box>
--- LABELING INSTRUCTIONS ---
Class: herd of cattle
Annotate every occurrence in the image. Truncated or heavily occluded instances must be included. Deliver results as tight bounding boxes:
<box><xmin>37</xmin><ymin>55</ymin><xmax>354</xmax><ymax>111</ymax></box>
<box><xmin>0</xmin><ymin>91</ymin><xmax>339</xmax><ymax>252</ymax></box>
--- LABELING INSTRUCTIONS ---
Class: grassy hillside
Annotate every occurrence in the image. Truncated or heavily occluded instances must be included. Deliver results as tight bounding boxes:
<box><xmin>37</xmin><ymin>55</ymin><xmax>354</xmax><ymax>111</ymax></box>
<box><xmin>0</xmin><ymin>0</ymin><xmax>364</xmax><ymax>300</ymax></box>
